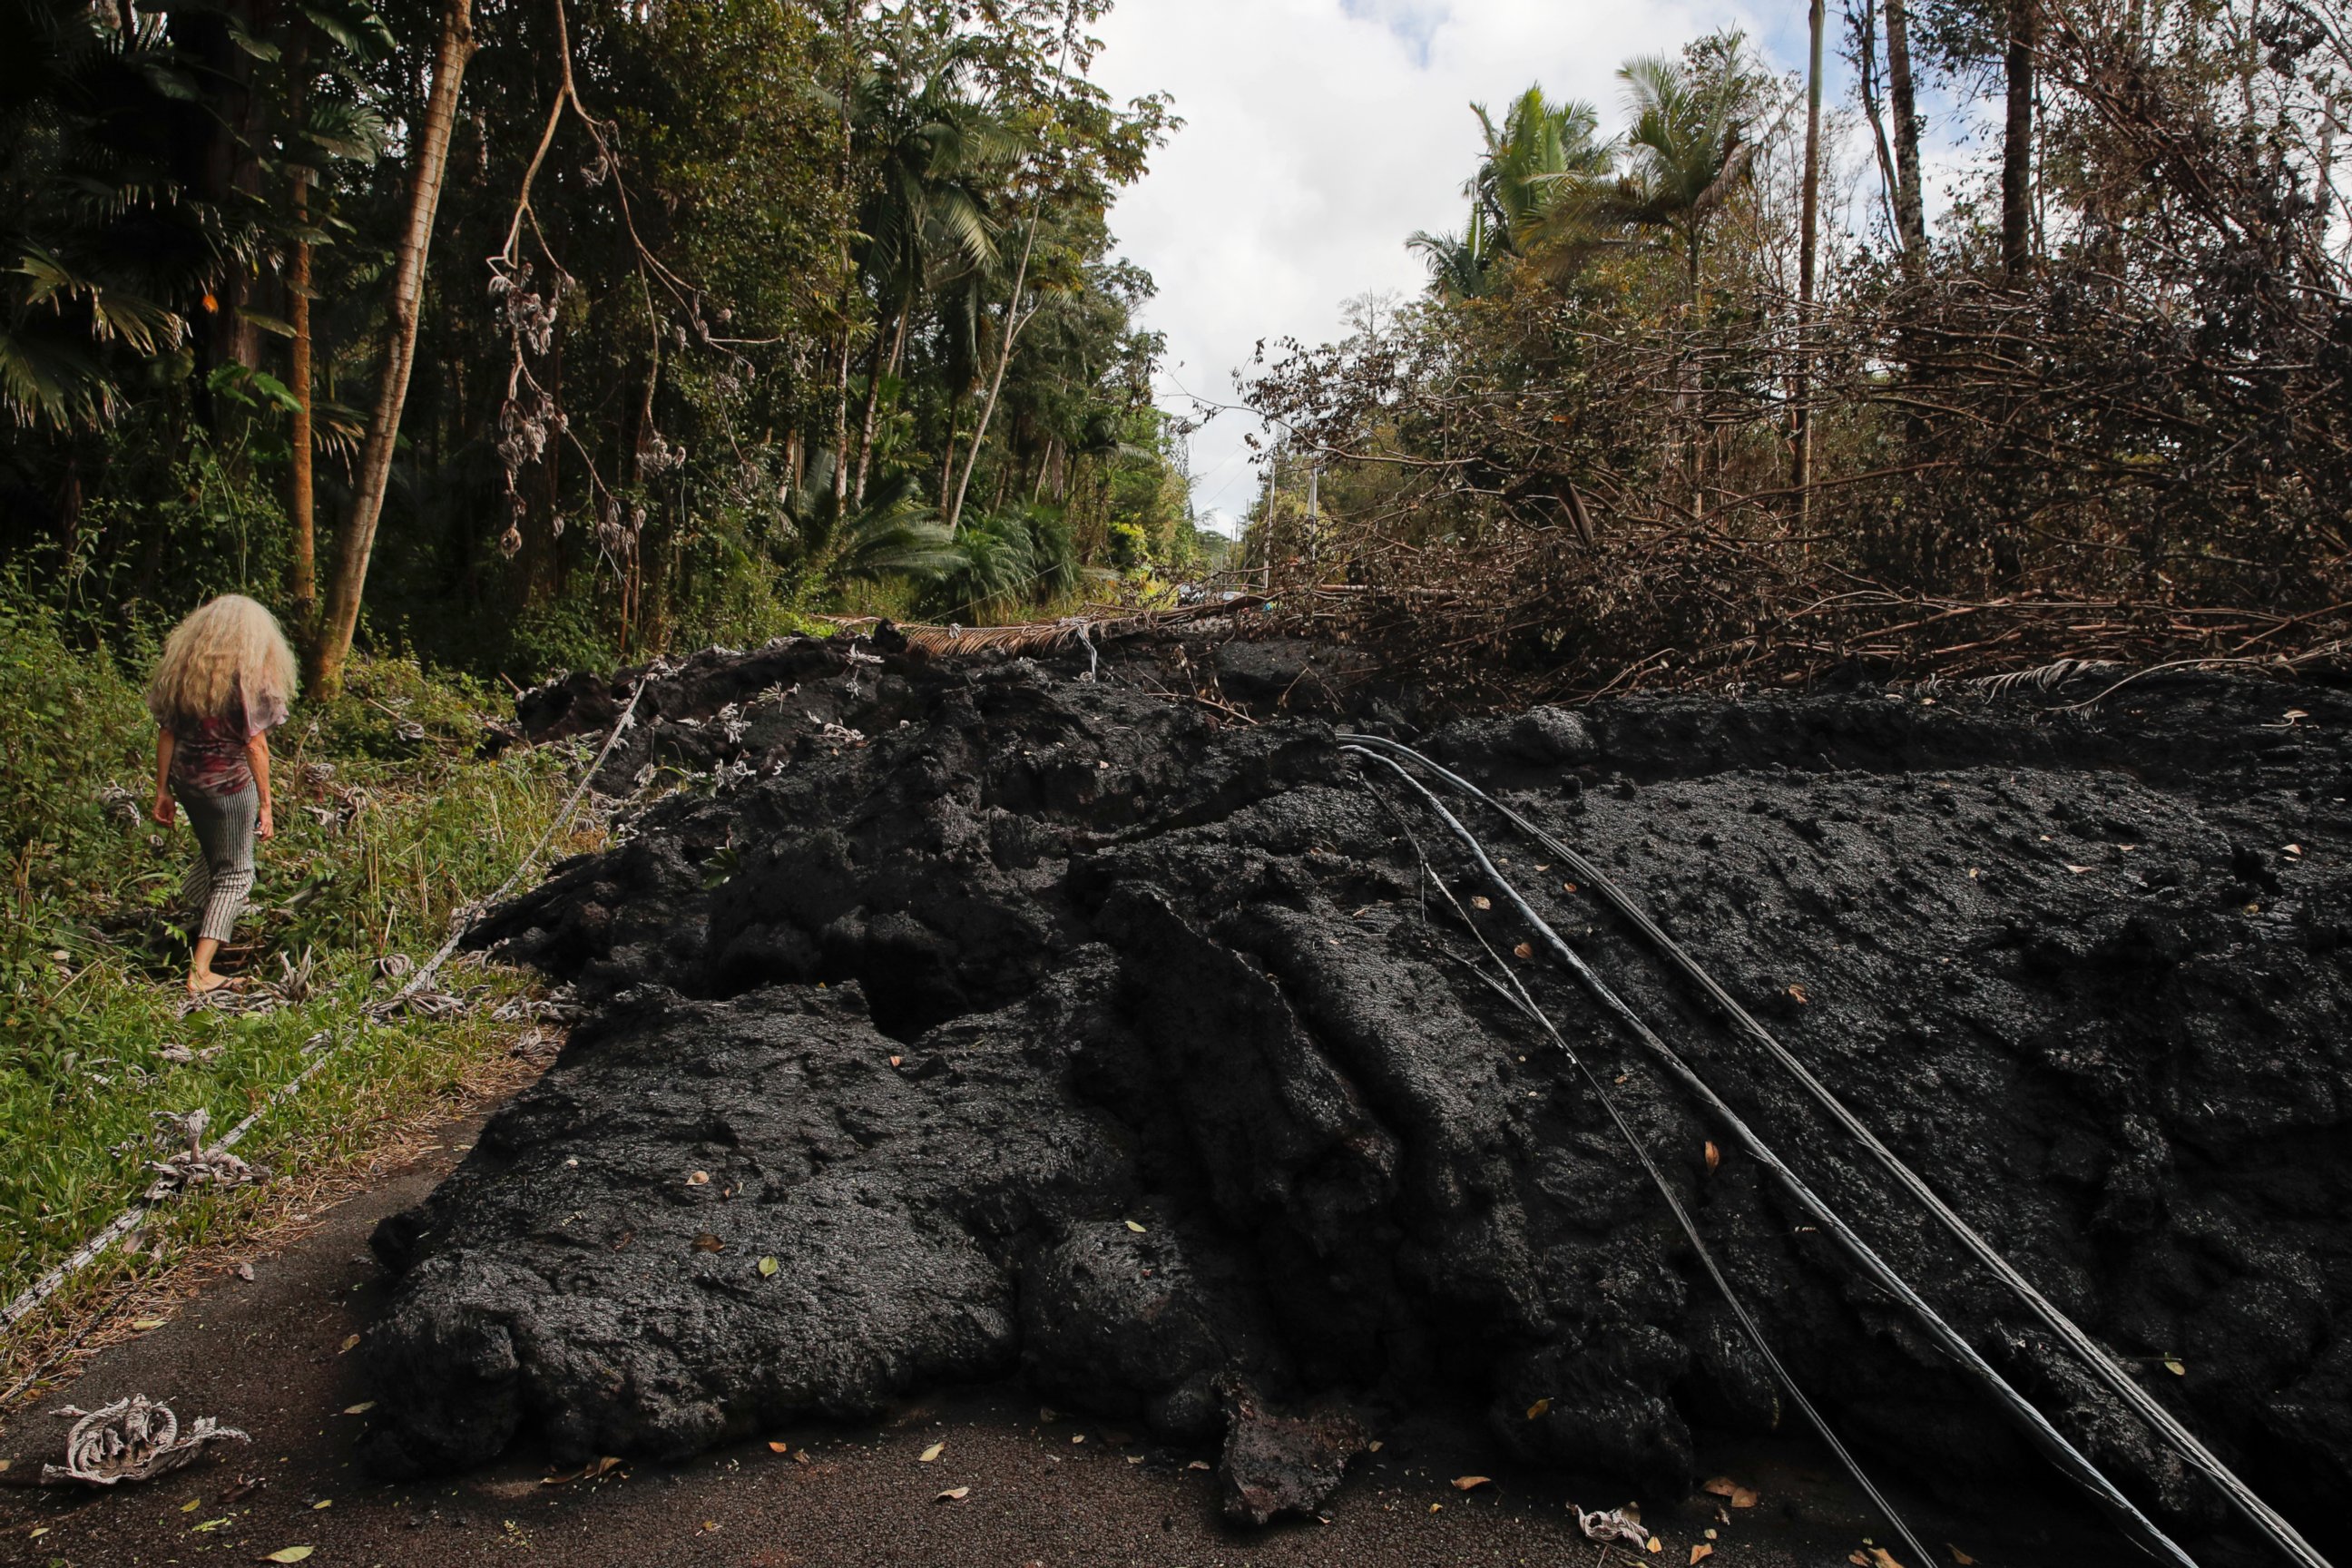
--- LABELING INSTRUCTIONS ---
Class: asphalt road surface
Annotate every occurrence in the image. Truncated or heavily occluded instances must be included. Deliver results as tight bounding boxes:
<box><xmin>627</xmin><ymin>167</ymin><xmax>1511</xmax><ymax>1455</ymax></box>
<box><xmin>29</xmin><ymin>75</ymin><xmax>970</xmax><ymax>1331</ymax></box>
<box><xmin>0</xmin><ymin>1114</ymin><xmax>2120</xmax><ymax>1568</ymax></box>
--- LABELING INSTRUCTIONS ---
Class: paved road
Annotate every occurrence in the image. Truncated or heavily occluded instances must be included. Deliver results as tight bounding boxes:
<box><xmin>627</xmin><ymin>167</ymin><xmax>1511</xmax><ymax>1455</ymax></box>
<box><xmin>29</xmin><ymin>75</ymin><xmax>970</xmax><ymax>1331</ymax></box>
<box><xmin>0</xmin><ymin>1122</ymin><xmax>2116</xmax><ymax>1568</ymax></box>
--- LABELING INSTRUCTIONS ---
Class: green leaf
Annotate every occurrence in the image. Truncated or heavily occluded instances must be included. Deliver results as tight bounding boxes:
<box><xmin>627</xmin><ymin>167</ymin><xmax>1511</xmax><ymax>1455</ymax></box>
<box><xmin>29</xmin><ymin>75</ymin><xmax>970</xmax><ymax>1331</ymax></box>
<box><xmin>299</xmin><ymin>0</ymin><xmax>398</xmax><ymax>59</ymax></box>
<box><xmin>758</xmin><ymin>1255</ymin><xmax>779</xmax><ymax>1278</ymax></box>
<box><xmin>226</xmin><ymin>24</ymin><xmax>282</xmax><ymax>62</ymax></box>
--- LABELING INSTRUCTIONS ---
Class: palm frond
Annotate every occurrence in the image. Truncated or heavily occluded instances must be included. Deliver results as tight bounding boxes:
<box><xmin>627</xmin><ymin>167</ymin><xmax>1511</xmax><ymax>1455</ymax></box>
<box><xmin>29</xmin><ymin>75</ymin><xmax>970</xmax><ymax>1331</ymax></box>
<box><xmin>14</xmin><ymin>245</ymin><xmax>185</xmax><ymax>355</ymax></box>
<box><xmin>0</xmin><ymin>321</ymin><xmax>120</xmax><ymax>428</ymax></box>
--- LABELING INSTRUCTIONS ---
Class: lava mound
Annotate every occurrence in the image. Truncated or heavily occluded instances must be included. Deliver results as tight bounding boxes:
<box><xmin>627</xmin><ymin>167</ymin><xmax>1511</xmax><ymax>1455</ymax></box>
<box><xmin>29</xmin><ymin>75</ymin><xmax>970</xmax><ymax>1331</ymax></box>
<box><xmin>364</xmin><ymin>640</ymin><xmax>2352</xmax><ymax>1550</ymax></box>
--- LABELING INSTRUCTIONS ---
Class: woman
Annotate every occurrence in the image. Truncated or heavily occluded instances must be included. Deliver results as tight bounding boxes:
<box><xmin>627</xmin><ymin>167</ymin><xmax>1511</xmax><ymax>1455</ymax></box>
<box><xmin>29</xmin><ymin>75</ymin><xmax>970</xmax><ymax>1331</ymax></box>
<box><xmin>145</xmin><ymin>595</ymin><xmax>296</xmax><ymax>995</ymax></box>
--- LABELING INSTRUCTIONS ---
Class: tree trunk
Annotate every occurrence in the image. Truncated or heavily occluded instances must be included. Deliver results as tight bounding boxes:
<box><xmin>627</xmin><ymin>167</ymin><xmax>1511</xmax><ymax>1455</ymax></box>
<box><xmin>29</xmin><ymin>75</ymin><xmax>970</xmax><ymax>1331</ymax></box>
<box><xmin>940</xmin><ymin>382</ymin><xmax>965</xmax><ymax>514</ymax></box>
<box><xmin>1854</xmin><ymin>0</ymin><xmax>1902</xmax><ymax>237</ymax></box>
<box><xmin>829</xmin><ymin>0</ymin><xmax>858</xmax><ymax>504</ymax></box>
<box><xmin>947</xmin><ymin>0</ymin><xmax>1076</xmax><ymax>530</ymax></box>
<box><xmin>309</xmin><ymin>0</ymin><xmax>475</xmax><ymax>697</ymax></box>
<box><xmin>828</xmin><ymin>329</ymin><xmax>853</xmax><ymax>500</ymax></box>
<box><xmin>850</xmin><ymin>298</ymin><xmax>906</xmax><ymax>505</ymax></box>
<box><xmin>1886</xmin><ymin>0</ymin><xmax>1926</xmax><ymax>270</ymax></box>
<box><xmin>948</xmin><ymin>268</ymin><xmax>1035</xmax><ymax>530</ymax></box>
<box><xmin>286</xmin><ymin>32</ymin><xmax>317</xmax><ymax>634</ymax></box>
<box><xmin>1684</xmin><ymin>228</ymin><xmax>1703</xmax><ymax>517</ymax></box>
<box><xmin>1794</xmin><ymin>0</ymin><xmax>1824</xmax><ymax>512</ymax></box>
<box><xmin>2001</xmin><ymin>0</ymin><xmax>2037</xmax><ymax>281</ymax></box>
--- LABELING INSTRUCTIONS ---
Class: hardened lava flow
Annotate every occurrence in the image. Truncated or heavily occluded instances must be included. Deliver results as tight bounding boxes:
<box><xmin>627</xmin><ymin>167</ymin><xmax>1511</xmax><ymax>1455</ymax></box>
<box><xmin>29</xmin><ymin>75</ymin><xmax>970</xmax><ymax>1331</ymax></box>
<box><xmin>359</xmin><ymin>632</ymin><xmax>2350</xmax><ymax>1558</ymax></box>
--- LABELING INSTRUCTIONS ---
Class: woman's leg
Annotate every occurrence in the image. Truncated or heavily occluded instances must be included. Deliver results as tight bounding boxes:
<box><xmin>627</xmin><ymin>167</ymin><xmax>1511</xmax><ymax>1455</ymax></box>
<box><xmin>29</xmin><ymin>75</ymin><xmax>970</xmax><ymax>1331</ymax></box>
<box><xmin>179</xmin><ymin>786</ymin><xmax>258</xmax><ymax>995</ymax></box>
<box><xmin>180</xmin><ymin>855</ymin><xmax>214</xmax><ymax>937</ymax></box>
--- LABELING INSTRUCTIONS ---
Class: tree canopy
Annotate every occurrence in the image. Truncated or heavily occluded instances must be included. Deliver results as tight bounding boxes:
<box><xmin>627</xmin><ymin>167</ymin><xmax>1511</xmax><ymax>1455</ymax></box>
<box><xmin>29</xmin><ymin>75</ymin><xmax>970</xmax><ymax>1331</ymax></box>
<box><xmin>1</xmin><ymin>0</ymin><xmax>1219</xmax><ymax>683</ymax></box>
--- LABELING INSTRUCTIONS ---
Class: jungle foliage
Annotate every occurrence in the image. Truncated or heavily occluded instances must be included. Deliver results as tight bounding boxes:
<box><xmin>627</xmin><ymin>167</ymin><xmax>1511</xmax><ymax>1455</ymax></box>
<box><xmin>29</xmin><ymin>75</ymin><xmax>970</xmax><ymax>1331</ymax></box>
<box><xmin>0</xmin><ymin>0</ymin><xmax>1216</xmax><ymax>683</ymax></box>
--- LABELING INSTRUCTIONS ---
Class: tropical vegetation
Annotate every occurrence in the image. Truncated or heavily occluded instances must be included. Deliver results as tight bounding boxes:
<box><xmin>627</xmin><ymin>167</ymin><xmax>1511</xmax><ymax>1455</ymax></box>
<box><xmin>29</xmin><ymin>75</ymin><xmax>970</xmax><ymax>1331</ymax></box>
<box><xmin>1244</xmin><ymin>9</ymin><xmax>2352</xmax><ymax>697</ymax></box>
<box><xmin>1</xmin><ymin>0</ymin><xmax>1220</xmax><ymax>691</ymax></box>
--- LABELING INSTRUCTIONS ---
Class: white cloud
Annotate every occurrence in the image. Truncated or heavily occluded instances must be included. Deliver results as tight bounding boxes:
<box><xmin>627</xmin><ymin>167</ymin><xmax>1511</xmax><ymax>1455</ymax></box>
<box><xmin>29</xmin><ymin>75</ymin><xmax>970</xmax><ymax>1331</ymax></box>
<box><xmin>1093</xmin><ymin>0</ymin><xmax>1759</xmax><ymax>532</ymax></box>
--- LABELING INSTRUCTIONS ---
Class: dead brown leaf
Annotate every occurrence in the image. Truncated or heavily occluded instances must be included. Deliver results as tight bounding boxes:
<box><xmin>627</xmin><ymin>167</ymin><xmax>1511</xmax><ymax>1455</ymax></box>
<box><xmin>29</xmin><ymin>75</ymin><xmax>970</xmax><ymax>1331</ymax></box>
<box><xmin>1787</xmin><ymin>984</ymin><xmax>1809</xmax><ymax>1004</ymax></box>
<box><xmin>1704</xmin><ymin>1141</ymin><xmax>1720</xmax><ymax>1173</ymax></box>
<box><xmin>1512</xmin><ymin>942</ymin><xmax>1534</xmax><ymax>959</ymax></box>
<box><xmin>935</xmin><ymin>1486</ymin><xmax>970</xmax><ymax>1503</ymax></box>
<box><xmin>692</xmin><ymin>1233</ymin><xmax>726</xmax><ymax>1253</ymax></box>
<box><xmin>541</xmin><ymin>1456</ymin><xmax>622</xmax><ymax>1486</ymax></box>
<box><xmin>1690</xmin><ymin>1547</ymin><xmax>1714</xmax><ymax>1565</ymax></box>
<box><xmin>686</xmin><ymin>1171</ymin><xmax>710</xmax><ymax>1186</ymax></box>
<box><xmin>1524</xmin><ymin>1397</ymin><xmax>1551</xmax><ymax>1419</ymax></box>
<box><xmin>1470</xmin><ymin>896</ymin><xmax>1493</xmax><ymax>911</ymax></box>
<box><xmin>768</xmin><ymin>1441</ymin><xmax>790</xmax><ymax>1454</ymax></box>
<box><xmin>1451</xmin><ymin>1475</ymin><xmax>1492</xmax><ymax>1491</ymax></box>
<box><xmin>1950</xmin><ymin>1549</ymin><xmax>1976</xmax><ymax>1566</ymax></box>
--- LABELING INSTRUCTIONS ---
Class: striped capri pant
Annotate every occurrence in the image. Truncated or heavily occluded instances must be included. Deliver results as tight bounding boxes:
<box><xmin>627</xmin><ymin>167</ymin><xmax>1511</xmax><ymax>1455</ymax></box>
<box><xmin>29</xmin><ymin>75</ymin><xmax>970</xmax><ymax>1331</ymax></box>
<box><xmin>177</xmin><ymin>784</ymin><xmax>259</xmax><ymax>945</ymax></box>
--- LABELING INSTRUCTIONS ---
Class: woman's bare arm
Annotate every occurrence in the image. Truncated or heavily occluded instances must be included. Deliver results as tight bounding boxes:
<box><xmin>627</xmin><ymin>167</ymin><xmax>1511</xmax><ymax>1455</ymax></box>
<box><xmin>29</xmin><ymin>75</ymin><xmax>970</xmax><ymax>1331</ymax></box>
<box><xmin>248</xmin><ymin>731</ymin><xmax>275</xmax><ymax>838</ymax></box>
<box><xmin>152</xmin><ymin>730</ymin><xmax>176</xmax><ymax>825</ymax></box>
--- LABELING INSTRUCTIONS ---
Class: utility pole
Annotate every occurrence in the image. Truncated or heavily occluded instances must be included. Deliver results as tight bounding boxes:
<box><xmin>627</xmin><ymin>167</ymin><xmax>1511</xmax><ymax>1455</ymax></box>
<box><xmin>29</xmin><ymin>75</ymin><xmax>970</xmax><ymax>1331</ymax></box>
<box><xmin>1305</xmin><ymin>460</ymin><xmax>1319</xmax><ymax>577</ymax></box>
<box><xmin>1795</xmin><ymin>0</ymin><xmax>1824</xmax><ymax>519</ymax></box>
<box><xmin>1269</xmin><ymin>446</ymin><xmax>1289</xmax><ymax>594</ymax></box>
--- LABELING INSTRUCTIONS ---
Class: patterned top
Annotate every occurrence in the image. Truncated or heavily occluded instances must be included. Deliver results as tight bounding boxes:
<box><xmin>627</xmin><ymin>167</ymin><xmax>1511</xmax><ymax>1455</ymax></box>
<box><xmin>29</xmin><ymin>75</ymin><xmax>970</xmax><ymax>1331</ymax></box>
<box><xmin>169</xmin><ymin>682</ymin><xmax>289</xmax><ymax>798</ymax></box>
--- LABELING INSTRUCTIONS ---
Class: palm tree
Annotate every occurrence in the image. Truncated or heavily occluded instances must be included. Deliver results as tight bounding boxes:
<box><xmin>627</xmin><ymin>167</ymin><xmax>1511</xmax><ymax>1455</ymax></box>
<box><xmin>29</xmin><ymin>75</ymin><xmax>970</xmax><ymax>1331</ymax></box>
<box><xmin>1474</xmin><ymin>88</ymin><xmax>1610</xmax><ymax>252</ymax></box>
<box><xmin>1595</xmin><ymin>43</ymin><xmax>1761</xmax><ymax>518</ymax></box>
<box><xmin>1406</xmin><ymin>210</ymin><xmax>1492</xmax><ymax>300</ymax></box>
<box><xmin>0</xmin><ymin>3</ymin><xmax>206</xmax><ymax>429</ymax></box>
<box><xmin>848</xmin><ymin>46</ymin><xmax>1011</xmax><ymax>502</ymax></box>
<box><xmin>1604</xmin><ymin>51</ymin><xmax>1759</xmax><ymax>302</ymax></box>
<box><xmin>1409</xmin><ymin>86</ymin><xmax>1608</xmax><ymax>299</ymax></box>
<box><xmin>930</xmin><ymin>505</ymin><xmax>1078</xmax><ymax>622</ymax></box>
<box><xmin>777</xmin><ymin>449</ymin><xmax>965</xmax><ymax>593</ymax></box>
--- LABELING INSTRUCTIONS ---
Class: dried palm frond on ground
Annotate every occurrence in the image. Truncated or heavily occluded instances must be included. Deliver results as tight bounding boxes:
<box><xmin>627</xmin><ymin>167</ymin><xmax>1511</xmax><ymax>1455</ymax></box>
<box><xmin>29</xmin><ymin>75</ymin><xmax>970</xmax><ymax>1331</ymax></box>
<box><xmin>141</xmin><ymin>1111</ymin><xmax>262</xmax><ymax>1203</ymax></box>
<box><xmin>38</xmin><ymin>1396</ymin><xmax>247</xmax><ymax>1486</ymax></box>
<box><xmin>820</xmin><ymin>597</ymin><xmax>1269</xmax><ymax>663</ymax></box>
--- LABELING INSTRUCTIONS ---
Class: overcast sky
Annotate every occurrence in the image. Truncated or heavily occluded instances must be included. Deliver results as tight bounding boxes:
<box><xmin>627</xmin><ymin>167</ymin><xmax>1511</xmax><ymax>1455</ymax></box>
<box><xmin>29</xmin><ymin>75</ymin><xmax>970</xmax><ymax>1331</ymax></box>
<box><xmin>1090</xmin><ymin>0</ymin><xmax>1886</xmax><ymax>534</ymax></box>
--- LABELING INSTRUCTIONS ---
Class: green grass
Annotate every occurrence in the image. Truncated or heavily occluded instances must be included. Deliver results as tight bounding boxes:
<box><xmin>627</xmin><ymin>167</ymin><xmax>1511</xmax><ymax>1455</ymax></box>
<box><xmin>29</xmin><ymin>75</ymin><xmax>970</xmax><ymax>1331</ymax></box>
<box><xmin>0</xmin><ymin>594</ymin><xmax>603</xmax><ymax>1346</ymax></box>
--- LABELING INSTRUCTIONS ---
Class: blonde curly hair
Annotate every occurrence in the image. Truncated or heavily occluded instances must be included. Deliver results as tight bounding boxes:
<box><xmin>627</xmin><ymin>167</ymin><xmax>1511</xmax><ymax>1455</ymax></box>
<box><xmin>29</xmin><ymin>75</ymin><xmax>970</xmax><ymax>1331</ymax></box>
<box><xmin>145</xmin><ymin>595</ymin><xmax>299</xmax><ymax>729</ymax></box>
